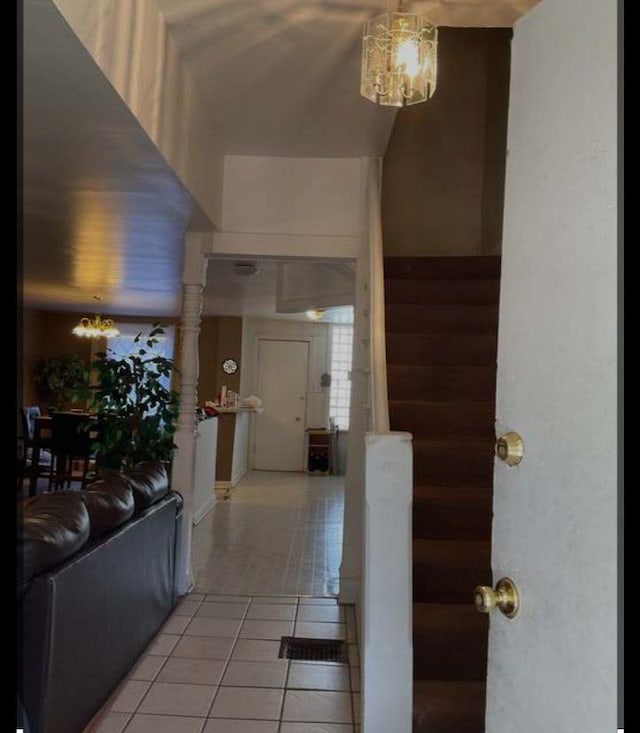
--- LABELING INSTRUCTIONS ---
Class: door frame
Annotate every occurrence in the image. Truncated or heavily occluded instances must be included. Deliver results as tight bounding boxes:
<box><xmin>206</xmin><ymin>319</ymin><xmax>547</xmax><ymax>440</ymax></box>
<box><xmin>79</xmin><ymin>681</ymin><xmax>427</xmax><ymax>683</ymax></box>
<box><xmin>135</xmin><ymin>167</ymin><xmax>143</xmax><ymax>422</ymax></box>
<box><xmin>251</xmin><ymin>334</ymin><xmax>315</xmax><ymax>471</ymax></box>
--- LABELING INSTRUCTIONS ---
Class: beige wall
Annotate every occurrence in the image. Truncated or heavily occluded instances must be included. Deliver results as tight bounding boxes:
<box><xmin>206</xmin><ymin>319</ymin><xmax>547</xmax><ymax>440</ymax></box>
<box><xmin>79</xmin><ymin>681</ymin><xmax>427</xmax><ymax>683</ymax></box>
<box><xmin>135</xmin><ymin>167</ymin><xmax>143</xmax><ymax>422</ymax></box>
<box><xmin>197</xmin><ymin>315</ymin><xmax>243</xmax><ymax>482</ymax></box>
<box><xmin>22</xmin><ymin>309</ymin><xmax>93</xmax><ymax>408</ymax></box>
<box><xmin>382</xmin><ymin>28</ymin><xmax>512</xmax><ymax>257</ymax></box>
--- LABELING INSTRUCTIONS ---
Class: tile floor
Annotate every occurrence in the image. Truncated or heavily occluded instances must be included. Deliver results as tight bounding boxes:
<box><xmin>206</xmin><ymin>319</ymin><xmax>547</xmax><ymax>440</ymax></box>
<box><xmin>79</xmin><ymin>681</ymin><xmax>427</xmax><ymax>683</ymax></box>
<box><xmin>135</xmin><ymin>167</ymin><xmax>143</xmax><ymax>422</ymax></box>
<box><xmin>191</xmin><ymin>471</ymin><xmax>345</xmax><ymax>597</ymax></box>
<box><xmin>85</xmin><ymin>472</ymin><xmax>359</xmax><ymax>732</ymax></box>
<box><xmin>85</xmin><ymin>594</ymin><xmax>360</xmax><ymax>733</ymax></box>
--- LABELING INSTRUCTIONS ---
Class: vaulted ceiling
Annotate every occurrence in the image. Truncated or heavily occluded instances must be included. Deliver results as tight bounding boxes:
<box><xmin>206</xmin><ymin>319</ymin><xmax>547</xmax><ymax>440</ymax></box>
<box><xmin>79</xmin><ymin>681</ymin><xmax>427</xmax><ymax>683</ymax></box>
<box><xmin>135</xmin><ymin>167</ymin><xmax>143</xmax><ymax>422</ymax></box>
<box><xmin>22</xmin><ymin>0</ymin><xmax>539</xmax><ymax>317</ymax></box>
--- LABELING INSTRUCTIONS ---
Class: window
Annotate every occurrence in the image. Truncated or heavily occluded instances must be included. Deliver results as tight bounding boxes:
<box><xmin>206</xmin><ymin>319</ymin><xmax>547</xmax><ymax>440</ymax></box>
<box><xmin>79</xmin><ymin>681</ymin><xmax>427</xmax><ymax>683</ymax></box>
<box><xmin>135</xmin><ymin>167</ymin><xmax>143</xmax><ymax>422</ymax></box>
<box><xmin>104</xmin><ymin>322</ymin><xmax>176</xmax><ymax>393</ymax></box>
<box><xmin>329</xmin><ymin>324</ymin><xmax>353</xmax><ymax>431</ymax></box>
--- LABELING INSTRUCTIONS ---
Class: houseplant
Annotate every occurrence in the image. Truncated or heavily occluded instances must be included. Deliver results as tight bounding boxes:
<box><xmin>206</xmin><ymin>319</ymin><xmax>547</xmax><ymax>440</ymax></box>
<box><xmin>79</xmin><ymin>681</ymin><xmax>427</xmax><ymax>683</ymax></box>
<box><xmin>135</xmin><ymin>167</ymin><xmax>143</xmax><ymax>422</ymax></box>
<box><xmin>83</xmin><ymin>323</ymin><xmax>180</xmax><ymax>472</ymax></box>
<box><xmin>34</xmin><ymin>353</ymin><xmax>89</xmax><ymax>412</ymax></box>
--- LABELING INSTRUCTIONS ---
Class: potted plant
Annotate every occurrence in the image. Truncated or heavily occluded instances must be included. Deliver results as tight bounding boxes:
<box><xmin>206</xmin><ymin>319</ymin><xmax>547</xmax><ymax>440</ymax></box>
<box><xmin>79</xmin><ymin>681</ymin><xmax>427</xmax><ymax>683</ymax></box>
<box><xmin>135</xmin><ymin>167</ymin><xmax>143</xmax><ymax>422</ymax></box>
<box><xmin>34</xmin><ymin>353</ymin><xmax>89</xmax><ymax>412</ymax></box>
<box><xmin>82</xmin><ymin>323</ymin><xmax>180</xmax><ymax>473</ymax></box>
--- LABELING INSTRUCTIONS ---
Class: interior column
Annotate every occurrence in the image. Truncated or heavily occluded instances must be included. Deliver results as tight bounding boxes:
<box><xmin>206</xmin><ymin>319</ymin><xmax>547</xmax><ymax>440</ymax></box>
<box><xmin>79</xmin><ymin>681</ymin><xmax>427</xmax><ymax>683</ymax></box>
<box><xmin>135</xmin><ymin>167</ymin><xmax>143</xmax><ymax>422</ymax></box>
<box><xmin>173</xmin><ymin>232</ymin><xmax>210</xmax><ymax>595</ymax></box>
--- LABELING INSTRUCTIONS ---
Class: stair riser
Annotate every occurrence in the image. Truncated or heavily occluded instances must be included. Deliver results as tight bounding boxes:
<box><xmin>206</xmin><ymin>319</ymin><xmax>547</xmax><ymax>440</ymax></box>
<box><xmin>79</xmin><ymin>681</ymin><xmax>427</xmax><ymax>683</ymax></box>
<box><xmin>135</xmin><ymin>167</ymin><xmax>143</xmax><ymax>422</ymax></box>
<box><xmin>385</xmin><ymin>256</ymin><xmax>501</xmax><ymax>280</ymax></box>
<box><xmin>413</xmin><ymin>503</ymin><xmax>492</xmax><ymax>541</ymax></box>
<box><xmin>387</xmin><ymin>366</ymin><xmax>496</xmax><ymax>402</ymax></box>
<box><xmin>386</xmin><ymin>334</ymin><xmax>498</xmax><ymax>367</ymax></box>
<box><xmin>386</xmin><ymin>305</ymin><xmax>499</xmax><ymax>335</ymax></box>
<box><xmin>390</xmin><ymin>402</ymin><xmax>495</xmax><ymax>439</ymax></box>
<box><xmin>385</xmin><ymin>279</ymin><xmax>500</xmax><ymax>305</ymax></box>
<box><xmin>413</xmin><ymin>565</ymin><xmax>492</xmax><ymax>604</ymax></box>
<box><xmin>413</xmin><ymin>452</ymin><xmax>494</xmax><ymax>486</ymax></box>
<box><xmin>414</xmin><ymin>632</ymin><xmax>488</xmax><ymax>681</ymax></box>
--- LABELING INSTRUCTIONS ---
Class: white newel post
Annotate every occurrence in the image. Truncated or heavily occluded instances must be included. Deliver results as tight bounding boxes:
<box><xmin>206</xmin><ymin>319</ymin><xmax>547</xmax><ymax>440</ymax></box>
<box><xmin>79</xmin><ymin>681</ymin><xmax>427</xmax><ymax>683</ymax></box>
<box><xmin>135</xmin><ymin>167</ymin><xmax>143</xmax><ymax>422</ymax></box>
<box><xmin>363</xmin><ymin>432</ymin><xmax>413</xmax><ymax>733</ymax></box>
<box><xmin>339</xmin><ymin>157</ymin><xmax>373</xmax><ymax>605</ymax></box>
<box><xmin>173</xmin><ymin>232</ymin><xmax>210</xmax><ymax>596</ymax></box>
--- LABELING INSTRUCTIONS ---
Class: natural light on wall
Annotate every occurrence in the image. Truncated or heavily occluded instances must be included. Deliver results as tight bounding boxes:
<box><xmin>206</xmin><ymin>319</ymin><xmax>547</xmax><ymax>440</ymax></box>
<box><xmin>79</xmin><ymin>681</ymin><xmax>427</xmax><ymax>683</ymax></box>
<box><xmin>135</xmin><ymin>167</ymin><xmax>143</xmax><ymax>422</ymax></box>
<box><xmin>329</xmin><ymin>324</ymin><xmax>354</xmax><ymax>431</ymax></box>
<box><xmin>361</xmin><ymin>10</ymin><xmax>437</xmax><ymax>107</ymax></box>
<box><xmin>105</xmin><ymin>323</ymin><xmax>176</xmax><ymax>393</ymax></box>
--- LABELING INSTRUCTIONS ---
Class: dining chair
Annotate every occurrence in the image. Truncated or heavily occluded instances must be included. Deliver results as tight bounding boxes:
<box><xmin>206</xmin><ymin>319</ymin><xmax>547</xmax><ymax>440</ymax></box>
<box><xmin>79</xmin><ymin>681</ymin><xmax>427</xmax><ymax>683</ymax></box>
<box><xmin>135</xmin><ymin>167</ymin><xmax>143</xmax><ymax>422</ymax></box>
<box><xmin>19</xmin><ymin>406</ymin><xmax>54</xmax><ymax>494</ymax></box>
<box><xmin>50</xmin><ymin>412</ymin><xmax>96</xmax><ymax>490</ymax></box>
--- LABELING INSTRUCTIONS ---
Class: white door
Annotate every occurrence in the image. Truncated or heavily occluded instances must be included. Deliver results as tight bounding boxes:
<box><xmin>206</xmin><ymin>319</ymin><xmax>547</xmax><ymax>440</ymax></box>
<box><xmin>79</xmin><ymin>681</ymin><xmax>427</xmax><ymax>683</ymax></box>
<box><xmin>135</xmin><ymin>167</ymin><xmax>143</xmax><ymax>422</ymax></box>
<box><xmin>486</xmin><ymin>1</ymin><xmax>618</xmax><ymax>732</ymax></box>
<box><xmin>254</xmin><ymin>339</ymin><xmax>309</xmax><ymax>471</ymax></box>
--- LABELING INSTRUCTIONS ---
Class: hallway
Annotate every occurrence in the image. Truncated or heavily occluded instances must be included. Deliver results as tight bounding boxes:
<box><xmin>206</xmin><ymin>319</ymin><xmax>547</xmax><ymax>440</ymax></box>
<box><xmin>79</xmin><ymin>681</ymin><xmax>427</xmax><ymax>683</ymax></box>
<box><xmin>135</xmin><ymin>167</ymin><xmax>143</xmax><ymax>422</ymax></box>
<box><xmin>192</xmin><ymin>471</ymin><xmax>345</xmax><ymax>598</ymax></box>
<box><xmin>85</xmin><ymin>471</ymin><xmax>357</xmax><ymax>732</ymax></box>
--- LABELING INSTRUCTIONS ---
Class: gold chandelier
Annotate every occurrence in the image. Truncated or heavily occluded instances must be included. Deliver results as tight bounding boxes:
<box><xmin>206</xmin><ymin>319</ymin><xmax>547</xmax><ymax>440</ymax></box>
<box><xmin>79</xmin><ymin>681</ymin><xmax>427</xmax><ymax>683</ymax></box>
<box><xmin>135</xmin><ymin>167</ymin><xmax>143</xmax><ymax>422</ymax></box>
<box><xmin>360</xmin><ymin>4</ymin><xmax>438</xmax><ymax>107</ymax></box>
<box><xmin>72</xmin><ymin>297</ymin><xmax>120</xmax><ymax>339</ymax></box>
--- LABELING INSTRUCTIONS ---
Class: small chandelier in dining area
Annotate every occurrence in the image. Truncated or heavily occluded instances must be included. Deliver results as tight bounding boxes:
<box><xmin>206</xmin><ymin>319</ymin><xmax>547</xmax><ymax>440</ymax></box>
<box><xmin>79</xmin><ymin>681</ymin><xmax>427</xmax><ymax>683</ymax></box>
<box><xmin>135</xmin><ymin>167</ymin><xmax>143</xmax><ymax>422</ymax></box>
<box><xmin>360</xmin><ymin>4</ymin><xmax>438</xmax><ymax>108</ymax></box>
<box><xmin>72</xmin><ymin>297</ymin><xmax>120</xmax><ymax>339</ymax></box>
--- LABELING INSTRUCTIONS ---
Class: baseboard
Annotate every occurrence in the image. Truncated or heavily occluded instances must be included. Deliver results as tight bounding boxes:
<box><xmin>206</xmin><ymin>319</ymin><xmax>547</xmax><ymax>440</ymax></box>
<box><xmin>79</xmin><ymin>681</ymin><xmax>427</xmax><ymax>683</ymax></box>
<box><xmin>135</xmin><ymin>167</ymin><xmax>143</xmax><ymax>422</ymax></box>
<box><xmin>192</xmin><ymin>493</ymin><xmax>215</xmax><ymax>525</ymax></box>
<box><xmin>215</xmin><ymin>467</ymin><xmax>248</xmax><ymax>492</ymax></box>
<box><xmin>230</xmin><ymin>465</ymin><xmax>248</xmax><ymax>487</ymax></box>
<box><xmin>338</xmin><ymin>576</ymin><xmax>361</xmax><ymax>605</ymax></box>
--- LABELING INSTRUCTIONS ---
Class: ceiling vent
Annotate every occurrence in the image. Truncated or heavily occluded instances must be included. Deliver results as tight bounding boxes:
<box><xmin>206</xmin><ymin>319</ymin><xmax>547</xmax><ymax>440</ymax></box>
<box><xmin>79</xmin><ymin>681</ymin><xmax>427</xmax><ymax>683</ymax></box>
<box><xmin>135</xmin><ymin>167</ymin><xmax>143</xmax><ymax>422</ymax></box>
<box><xmin>233</xmin><ymin>261</ymin><xmax>260</xmax><ymax>277</ymax></box>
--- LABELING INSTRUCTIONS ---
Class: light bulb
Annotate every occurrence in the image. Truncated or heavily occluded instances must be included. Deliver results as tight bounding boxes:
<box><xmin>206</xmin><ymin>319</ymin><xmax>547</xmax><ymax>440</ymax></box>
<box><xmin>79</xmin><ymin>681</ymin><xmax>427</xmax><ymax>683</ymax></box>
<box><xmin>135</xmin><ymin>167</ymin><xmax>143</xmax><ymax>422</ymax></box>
<box><xmin>395</xmin><ymin>37</ymin><xmax>419</xmax><ymax>78</ymax></box>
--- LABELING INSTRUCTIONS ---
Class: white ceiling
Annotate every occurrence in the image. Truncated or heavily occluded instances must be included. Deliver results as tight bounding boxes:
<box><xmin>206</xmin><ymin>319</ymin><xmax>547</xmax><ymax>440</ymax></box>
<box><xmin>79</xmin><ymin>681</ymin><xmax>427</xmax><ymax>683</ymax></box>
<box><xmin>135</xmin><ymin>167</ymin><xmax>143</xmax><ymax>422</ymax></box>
<box><xmin>22</xmin><ymin>0</ymin><xmax>538</xmax><ymax>317</ymax></box>
<box><xmin>156</xmin><ymin>0</ymin><xmax>538</xmax><ymax>156</ymax></box>
<box><xmin>203</xmin><ymin>258</ymin><xmax>355</xmax><ymax>321</ymax></box>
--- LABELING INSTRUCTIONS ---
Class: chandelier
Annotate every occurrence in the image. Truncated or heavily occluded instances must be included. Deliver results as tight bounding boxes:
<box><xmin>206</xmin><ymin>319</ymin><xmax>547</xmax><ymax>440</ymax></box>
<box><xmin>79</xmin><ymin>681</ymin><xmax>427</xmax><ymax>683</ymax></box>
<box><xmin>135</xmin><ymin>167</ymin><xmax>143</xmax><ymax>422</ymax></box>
<box><xmin>360</xmin><ymin>6</ymin><xmax>438</xmax><ymax>107</ymax></box>
<box><xmin>305</xmin><ymin>309</ymin><xmax>326</xmax><ymax>321</ymax></box>
<box><xmin>72</xmin><ymin>297</ymin><xmax>120</xmax><ymax>339</ymax></box>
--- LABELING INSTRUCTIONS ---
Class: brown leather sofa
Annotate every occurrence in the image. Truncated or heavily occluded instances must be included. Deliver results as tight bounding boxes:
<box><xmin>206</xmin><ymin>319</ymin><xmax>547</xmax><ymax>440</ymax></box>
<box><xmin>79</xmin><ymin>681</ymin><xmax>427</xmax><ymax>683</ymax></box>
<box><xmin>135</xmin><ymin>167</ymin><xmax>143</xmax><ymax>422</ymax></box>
<box><xmin>17</xmin><ymin>462</ymin><xmax>183</xmax><ymax>733</ymax></box>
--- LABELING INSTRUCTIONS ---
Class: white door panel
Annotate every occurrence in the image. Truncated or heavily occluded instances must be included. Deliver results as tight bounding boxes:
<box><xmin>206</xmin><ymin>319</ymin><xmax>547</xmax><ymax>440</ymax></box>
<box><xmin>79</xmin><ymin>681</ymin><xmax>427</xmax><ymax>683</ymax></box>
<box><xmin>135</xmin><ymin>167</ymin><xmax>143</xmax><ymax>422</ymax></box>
<box><xmin>486</xmin><ymin>1</ymin><xmax>618</xmax><ymax>731</ymax></box>
<box><xmin>254</xmin><ymin>339</ymin><xmax>309</xmax><ymax>471</ymax></box>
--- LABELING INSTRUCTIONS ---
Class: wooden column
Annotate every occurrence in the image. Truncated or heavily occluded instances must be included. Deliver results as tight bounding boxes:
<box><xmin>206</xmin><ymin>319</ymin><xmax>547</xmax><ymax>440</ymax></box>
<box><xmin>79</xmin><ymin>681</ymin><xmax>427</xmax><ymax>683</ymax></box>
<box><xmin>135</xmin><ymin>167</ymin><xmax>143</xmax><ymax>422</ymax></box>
<box><xmin>173</xmin><ymin>232</ymin><xmax>210</xmax><ymax>595</ymax></box>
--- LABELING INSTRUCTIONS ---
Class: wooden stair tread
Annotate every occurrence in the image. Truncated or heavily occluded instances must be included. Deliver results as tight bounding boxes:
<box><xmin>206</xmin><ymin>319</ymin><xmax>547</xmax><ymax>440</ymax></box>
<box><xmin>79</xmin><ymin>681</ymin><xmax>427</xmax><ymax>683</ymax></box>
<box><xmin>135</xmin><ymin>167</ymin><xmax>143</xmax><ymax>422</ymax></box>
<box><xmin>386</xmin><ymin>333</ymin><xmax>498</xmax><ymax>367</ymax></box>
<box><xmin>413</xmin><ymin>484</ymin><xmax>493</xmax><ymax>500</ymax></box>
<box><xmin>384</xmin><ymin>255</ymin><xmax>501</xmax><ymax>280</ymax></box>
<box><xmin>413</xmin><ymin>680</ymin><xmax>486</xmax><ymax>733</ymax></box>
<box><xmin>385</xmin><ymin>278</ymin><xmax>500</xmax><ymax>305</ymax></box>
<box><xmin>387</xmin><ymin>365</ymin><xmax>497</xmax><ymax>402</ymax></box>
<box><xmin>390</xmin><ymin>400</ymin><xmax>495</xmax><ymax>440</ymax></box>
<box><xmin>413</xmin><ymin>602</ymin><xmax>486</xmax><ymax>633</ymax></box>
<box><xmin>413</xmin><ymin>538</ymin><xmax>491</xmax><ymax>567</ymax></box>
<box><xmin>385</xmin><ymin>303</ymin><xmax>499</xmax><ymax>335</ymax></box>
<box><xmin>413</xmin><ymin>603</ymin><xmax>488</xmax><ymax>681</ymax></box>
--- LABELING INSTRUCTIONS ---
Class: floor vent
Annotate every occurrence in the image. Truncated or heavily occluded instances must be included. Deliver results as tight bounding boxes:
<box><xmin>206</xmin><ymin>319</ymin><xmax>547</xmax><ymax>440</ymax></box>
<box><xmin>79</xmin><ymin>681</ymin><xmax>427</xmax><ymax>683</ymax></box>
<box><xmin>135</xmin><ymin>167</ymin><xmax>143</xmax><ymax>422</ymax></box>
<box><xmin>278</xmin><ymin>636</ymin><xmax>348</xmax><ymax>663</ymax></box>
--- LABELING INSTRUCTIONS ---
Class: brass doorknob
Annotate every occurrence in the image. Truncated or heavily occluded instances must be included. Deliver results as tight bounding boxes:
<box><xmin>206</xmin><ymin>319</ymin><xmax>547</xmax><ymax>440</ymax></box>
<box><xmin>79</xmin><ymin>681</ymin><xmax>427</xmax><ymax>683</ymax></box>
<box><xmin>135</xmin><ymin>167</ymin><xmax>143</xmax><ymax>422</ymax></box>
<box><xmin>474</xmin><ymin>577</ymin><xmax>520</xmax><ymax>619</ymax></box>
<box><xmin>495</xmin><ymin>432</ymin><xmax>524</xmax><ymax>466</ymax></box>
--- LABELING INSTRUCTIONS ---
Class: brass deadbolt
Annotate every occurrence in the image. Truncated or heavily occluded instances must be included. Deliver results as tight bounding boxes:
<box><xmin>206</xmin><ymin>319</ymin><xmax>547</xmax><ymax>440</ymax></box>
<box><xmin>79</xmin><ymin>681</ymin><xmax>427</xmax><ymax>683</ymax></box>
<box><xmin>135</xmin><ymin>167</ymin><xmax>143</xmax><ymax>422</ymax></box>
<box><xmin>495</xmin><ymin>432</ymin><xmax>524</xmax><ymax>466</ymax></box>
<box><xmin>474</xmin><ymin>577</ymin><xmax>520</xmax><ymax>619</ymax></box>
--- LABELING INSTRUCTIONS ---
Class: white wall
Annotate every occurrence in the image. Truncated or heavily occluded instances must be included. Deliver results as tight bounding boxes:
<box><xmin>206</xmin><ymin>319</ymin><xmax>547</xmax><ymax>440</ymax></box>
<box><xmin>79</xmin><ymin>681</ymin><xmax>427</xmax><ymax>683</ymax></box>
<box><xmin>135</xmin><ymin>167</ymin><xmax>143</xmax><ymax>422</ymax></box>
<box><xmin>276</xmin><ymin>262</ymin><xmax>355</xmax><ymax>314</ymax></box>
<box><xmin>487</xmin><ymin>0</ymin><xmax>617</xmax><ymax>730</ymax></box>
<box><xmin>53</xmin><ymin>0</ymin><xmax>224</xmax><ymax>226</ymax></box>
<box><xmin>240</xmin><ymin>317</ymin><xmax>331</xmax><ymax>468</ymax></box>
<box><xmin>193</xmin><ymin>416</ymin><xmax>219</xmax><ymax>524</ymax></box>
<box><xmin>222</xmin><ymin>156</ymin><xmax>362</xmax><ymax>236</ymax></box>
<box><xmin>231</xmin><ymin>412</ymin><xmax>251</xmax><ymax>485</ymax></box>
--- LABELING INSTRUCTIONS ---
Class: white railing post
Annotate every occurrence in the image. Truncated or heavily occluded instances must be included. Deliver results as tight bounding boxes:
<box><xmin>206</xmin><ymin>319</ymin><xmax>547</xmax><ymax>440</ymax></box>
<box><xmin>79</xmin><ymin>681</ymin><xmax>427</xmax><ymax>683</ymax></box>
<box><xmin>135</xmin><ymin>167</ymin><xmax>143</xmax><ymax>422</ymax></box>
<box><xmin>368</xmin><ymin>156</ymin><xmax>389</xmax><ymax>434</ymax></box>
<box><xmin>172</xmin><ymin>232</ymin><xmax>210</xmax><ymax>596</ymax></box>
<box><xmin>363</xmin><ymin>432</ymin><xmax>413</xmax><ymax>733</ymax></box>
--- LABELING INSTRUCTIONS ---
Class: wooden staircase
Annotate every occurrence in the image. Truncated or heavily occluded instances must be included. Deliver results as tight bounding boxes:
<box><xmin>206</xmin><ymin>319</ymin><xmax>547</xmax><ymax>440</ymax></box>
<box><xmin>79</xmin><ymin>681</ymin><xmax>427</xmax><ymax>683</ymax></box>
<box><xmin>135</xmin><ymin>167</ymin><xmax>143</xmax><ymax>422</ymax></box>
<box><xmin>384</xmin><ymin>256</ymin><xmax>500</xmax><ymax>733</ymax></box>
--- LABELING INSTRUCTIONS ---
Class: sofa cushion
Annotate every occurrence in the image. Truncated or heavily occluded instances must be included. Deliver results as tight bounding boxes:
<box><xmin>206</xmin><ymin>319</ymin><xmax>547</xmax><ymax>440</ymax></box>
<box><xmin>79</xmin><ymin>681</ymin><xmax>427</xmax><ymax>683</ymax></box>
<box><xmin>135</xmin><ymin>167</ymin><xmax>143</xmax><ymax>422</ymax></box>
<box><xmin>82</xmin><ymin>475</ymin><xmax>135</xmax><ymax>539</ymax></box>
<box><xmin>126</xmin><ymin>461</ymin><xmax>169</xmax><ymax>512</ymax></box>
<box><xmin>18</xmin><ymin>493</ymin><xmax>90</xmax><ymax>595</ymax></box>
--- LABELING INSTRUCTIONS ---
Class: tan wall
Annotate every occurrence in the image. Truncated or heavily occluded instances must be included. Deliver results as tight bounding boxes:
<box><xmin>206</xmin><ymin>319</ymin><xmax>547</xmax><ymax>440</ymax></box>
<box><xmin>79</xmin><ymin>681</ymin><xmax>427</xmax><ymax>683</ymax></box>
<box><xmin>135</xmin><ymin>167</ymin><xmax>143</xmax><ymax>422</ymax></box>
<box><xmin>382</xmin><ymin>28</ymin><xmax>512</xmax><ymax>257</ymax></box>
<box><xmin>22</xmin><ymin>306</ymin><xmax>42</xmax><ymax>406</ymax></box>
<box><xmin>22</xmin><ymin>310</ymin><xmax>93</xmax><ymax>409</ymax></box>
<box><xmin>22</xmin><ymin>310</ymin><xmax>180</xmax><ymax>409</ymax></box>
<box><xmin>200</xmin><ymin>316</ymin><xmax>243</xmax><ymax>482</ymax></box>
